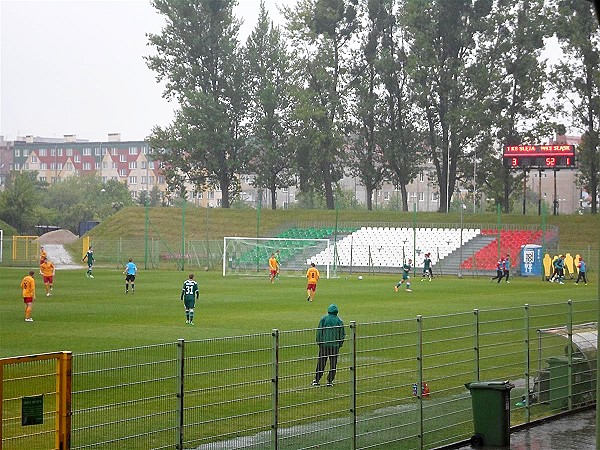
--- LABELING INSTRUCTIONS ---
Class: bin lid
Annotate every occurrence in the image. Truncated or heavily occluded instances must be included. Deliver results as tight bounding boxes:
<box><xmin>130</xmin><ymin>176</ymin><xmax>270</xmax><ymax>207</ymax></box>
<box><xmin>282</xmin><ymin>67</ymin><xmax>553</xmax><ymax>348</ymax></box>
<box><xmin>464</xmin><ymin>380</ymin><xmax>515</xmax><ymax>390</ymax></box>
<box><xmin>537</xmin><ymin>322</ymin><xmax>597</xmax><ymax>362</ymax></box>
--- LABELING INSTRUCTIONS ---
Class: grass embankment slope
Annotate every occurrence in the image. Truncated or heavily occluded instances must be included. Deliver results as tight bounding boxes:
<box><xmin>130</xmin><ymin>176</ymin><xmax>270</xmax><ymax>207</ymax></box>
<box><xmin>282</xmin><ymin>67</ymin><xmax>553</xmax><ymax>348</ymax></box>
<box><xmin>84</xmin><ymin>206</ymin><xmax>599</xmax><ymax>250</ymax></box>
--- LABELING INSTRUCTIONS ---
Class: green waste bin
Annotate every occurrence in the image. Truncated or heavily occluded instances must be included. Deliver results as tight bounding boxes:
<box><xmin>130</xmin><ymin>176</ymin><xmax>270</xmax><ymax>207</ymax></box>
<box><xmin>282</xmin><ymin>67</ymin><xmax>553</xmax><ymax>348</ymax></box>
<box><xmin>547</xmin><ymin>356</ymin><xmax>593</xmax><ymax>410</ymax></box>
<box><xmin>465</xmin><ymin>380</ymin><xmax>514</xmax><ymax>447</ymax></box>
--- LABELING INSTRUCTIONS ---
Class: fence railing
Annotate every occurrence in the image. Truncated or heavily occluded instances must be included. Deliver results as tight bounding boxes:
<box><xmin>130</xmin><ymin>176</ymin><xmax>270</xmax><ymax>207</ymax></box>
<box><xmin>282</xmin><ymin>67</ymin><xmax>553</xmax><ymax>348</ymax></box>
<box><xmin>63</xmin><ymin>299</ymin><xmax>597</xmax><ymax>450</ymax></box>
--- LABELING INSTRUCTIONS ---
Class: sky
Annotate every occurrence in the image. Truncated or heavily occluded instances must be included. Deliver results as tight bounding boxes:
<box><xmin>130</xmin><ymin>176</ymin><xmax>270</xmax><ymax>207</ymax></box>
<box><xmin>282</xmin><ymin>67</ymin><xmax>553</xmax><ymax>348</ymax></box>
<box><xmin>0</xmin><ymin>0</ymin><xmax>292</xmax><ymax>142</ymax></box>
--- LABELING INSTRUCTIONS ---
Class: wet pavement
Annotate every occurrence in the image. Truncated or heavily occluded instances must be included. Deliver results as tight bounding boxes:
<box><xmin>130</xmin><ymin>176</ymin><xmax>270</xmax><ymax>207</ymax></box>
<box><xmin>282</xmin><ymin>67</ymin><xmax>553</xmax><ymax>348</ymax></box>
<box><xmin>454</xmin><ymin>408</ymin><xmax>596</xmax><ymax>449</ymax></box>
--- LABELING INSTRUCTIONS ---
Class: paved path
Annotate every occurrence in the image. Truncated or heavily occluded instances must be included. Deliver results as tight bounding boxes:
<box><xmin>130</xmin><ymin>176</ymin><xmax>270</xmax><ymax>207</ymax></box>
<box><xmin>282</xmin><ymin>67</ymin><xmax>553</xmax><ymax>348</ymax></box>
<box><xmin>44</xmin><ymin>244</ymin><xmax>81</xmax><ymax>269</ymax></box>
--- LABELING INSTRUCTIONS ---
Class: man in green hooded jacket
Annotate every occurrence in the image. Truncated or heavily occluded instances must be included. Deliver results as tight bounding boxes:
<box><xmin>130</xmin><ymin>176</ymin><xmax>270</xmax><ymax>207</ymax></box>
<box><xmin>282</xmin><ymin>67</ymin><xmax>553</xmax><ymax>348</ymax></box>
<box><xmin>312</xmin><ymin>304</ymin><xmax>345</xmax><ymax>387</ymax></box>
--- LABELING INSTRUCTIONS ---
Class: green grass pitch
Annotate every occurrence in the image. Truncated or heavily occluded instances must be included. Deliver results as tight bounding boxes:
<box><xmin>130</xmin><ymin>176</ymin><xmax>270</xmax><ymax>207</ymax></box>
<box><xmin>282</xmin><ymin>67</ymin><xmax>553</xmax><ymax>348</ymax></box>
<box><xmin>0</xmin><ymin>267</ymin><xmax>595</xmax><ymax>358</ymax></box>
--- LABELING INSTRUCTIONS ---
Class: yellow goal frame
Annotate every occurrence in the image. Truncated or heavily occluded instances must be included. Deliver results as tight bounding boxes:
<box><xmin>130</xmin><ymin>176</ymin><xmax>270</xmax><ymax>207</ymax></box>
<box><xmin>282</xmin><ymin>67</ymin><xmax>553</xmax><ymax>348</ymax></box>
<box><xmin>11</xmin><ymin>236</ymin><xmax>39</xmax><ymax>263</ymax></box>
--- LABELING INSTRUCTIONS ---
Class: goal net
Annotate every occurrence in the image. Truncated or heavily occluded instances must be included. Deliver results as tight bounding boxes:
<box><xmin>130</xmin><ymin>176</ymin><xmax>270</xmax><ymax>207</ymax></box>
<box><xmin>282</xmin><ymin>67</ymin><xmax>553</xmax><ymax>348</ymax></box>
<box><xmin>223</xmin><ymin>237</ymin><xmax>331</xmax><ymax>278</ymax></box>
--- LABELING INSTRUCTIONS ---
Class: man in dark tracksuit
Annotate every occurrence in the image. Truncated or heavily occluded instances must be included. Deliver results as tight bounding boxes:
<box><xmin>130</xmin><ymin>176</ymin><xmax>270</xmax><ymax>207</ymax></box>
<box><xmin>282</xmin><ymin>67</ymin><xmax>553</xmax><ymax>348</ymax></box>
<box><xmin>312</xmin><ymin>304</ymin><xmax>345</xmax><ymax>387</ymax></box>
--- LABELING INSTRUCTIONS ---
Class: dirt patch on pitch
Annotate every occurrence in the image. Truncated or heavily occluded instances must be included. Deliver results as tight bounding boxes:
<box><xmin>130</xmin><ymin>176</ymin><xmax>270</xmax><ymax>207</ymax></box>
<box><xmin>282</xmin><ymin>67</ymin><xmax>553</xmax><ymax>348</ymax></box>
<box><xmin>37</xmin><ymin>229</ymin><xmax>79</xmax><ymax>245</ymax></box>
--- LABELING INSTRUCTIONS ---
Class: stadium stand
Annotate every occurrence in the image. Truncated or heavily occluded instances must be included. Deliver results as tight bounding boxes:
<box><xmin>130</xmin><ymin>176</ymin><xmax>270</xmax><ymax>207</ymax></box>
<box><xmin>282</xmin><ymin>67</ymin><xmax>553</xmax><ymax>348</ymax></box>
<box><xmin>311</xmin><ymin>226</ymin><xmax>481</xmax><ymax>268</ymax></box>
<box><xmin>460</xmin><ymin>230</ymin><xmax>544</xmax><ymax>270</ymax></box>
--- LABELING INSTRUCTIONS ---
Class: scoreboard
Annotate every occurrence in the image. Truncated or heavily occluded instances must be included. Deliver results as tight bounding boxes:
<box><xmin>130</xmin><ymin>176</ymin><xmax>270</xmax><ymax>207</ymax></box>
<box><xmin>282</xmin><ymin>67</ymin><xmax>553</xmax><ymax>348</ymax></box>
<box><xmin>503</xmin><ymin>144</ymin><xmax>576</xmax><ymax>169</ymax></box>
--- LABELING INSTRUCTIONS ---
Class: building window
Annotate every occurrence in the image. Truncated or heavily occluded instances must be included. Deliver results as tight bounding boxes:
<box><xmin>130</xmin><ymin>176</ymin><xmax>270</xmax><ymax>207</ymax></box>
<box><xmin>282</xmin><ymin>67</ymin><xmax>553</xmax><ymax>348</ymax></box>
<box><xmin>208</xmin><ymin>191</ymin><xmax>215</xmax><ymax>199</ymax></box>
<box><xmin>112</xmin><ymin>162</ymin><xmax>117</xmax><ymax>170</ymax></box>
<box><xmin>66</xmin><ymin>162</ymin><xmax>73</xmax><ymax>170</ymax></box>
<box><xmin>432</xmin><ymin>192</ymin><xmax>439</xmax><ymax>201</ymax></box>
<box><xmin>141</xmin><ymin>176</ymin><xmax>147</xmax><ymax>184</ymax></box>
<box><xmin>129</xmin><ymin>147</ymin><xmax>138</xmax><ymax>155</ymax></box>
<box><xmin>419</xmin><ymin>172</ymin><xmax>424</xmax><ymax>182</ymax></box>
<box><xmin>14</xmin><ymin>149</ymin><xmax>20</xmax><ymax>157</ymax></box>
<box><xmin>83</xmin><ymin>148</ymin><xmax>92</xmax><ymax>156</ymax></box>
<box><xmin>39</xmin><ymin>149</ymin><xmax>47</xmax><ymax>156</ymax></box>
<box><xmin>129</xmin><ymin>176</ymin><xmax>137</xmax><ymax>184</ymax></box>
<box><xmin>197</xmin><ymin>191</ymin><xmax>203</xmax><ymax>199</ymax></box>
<box><xmin>419</xmin><ymin>192</ymin><xmax>425</xmax><ymax>202</ymax></box>
<box><xmin>129</xmin><ymin>161</ymin><xmax>137</xmax><ymax>169</ymax></box>
<box><xmin>58</xmin><ymin>148</ymin><xmax>63</xmax><ymax>156</ymax></box>
<box><xmin>66</xmin><ymin>148</ymin><xmax>73</xmax><ymax>156</ymax></box>
<box><xmin>95</xmin><ymin>147</ymin><xmax>101</xmax><ymax>156</ymax></box>
<box><xmin>50</xmin><ymin>163</ymin><xmax>55</xmax><ymax>170</ymax></box>
<box><xmin>50</xmin><ymin>148</ymin><xmax>55</xmax><ymax>156</ymax></box>
<box><xmin>102</xmin><ymin>148</ymin><xmax>107</xmax><ymax>155</ymax></box>
<box><xmin>119</xmin><ymin>169</ymin><xmax>127</xmax><ymax>177</ymax></box>
<box><xmin>158</xmin><ymin>176</ymin><xmax>164</xmax><ymax>184</ymax></box>
<box><xmin>142</xmin><ymin>146</ymin><xmax>148</xmax><ymax>155</ymax></box>
<box><xmin>39</xmin><ymin>176</ymin><xmax>46</xmax><ymax>182</ymax></box>
<box><xmin>40</xmin><ymin>163</ymin><xmax>47</xmax><ymax>170</ymax></box>
<box><xmin>95</xmin><ymin>162</ymin><xmax>101</xmax><ymax>170</ymax></box>
<box><xmin>74</xmin><ymin>155</ymin><xmax>81</xmax><ymax>162</ymax></box>
<box><xmin>83</xmin><ymin>163</ymin><xmax>91</xmax><ymax>170</ymax></box>
<box><xmin>57</xmin><ymin>163</ymin><xmax>63</xmax><ymax>170</ymax></box>
<box><xmin>217</xmin><ymin>199</ymin><xmax>222</xmax><ymax>207</ymax></box>
<box><xmin>111</xmin><ymin>148</ymin><xmax>117</xmax><ymax>155</ymax></box>
<box><xmin>31</xmin><ymin>155</ymin><xmax>38</xmax><ymax>163</ymax></box>
<box><xmin>141</xmin><ymin>161</ymin><xmax>147</xmax><ymax>169</ymax></box>
<box><xmin>384</xmin><ymin>191</ymin><xmax>390</xmax><ymax>200</ymax></box>
<box><xmin>102</xmin><ymin>162</ymin><xmax>108</xmax><ymax>169</ymax></box>
<box><xmin>149</xmin><ymin>176</ymin><xmax>155</xmax><ymax>184</ymax></box>
<box><xmin>120</xmin><ymin>154</ymin><xmax>126</xmax><ymax>163</ymax></box>
<box><xmin>23</xmin><ymin>149</ymin><xmax>29</xmax><ymax>157</ymax></box>
<box><xmin>149</xmin><ymin>161</ymin><xmax>155</xmax><ymax>169</ymax></box>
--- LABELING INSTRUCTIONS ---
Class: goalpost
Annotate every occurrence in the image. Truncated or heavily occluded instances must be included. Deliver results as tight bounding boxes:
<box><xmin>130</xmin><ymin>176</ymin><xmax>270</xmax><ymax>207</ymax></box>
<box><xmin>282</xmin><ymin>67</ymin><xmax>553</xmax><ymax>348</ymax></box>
<box><xmin>223</xmin><ymin>237</ymin><xmax>331</xmax><ymax>279</ymax></box>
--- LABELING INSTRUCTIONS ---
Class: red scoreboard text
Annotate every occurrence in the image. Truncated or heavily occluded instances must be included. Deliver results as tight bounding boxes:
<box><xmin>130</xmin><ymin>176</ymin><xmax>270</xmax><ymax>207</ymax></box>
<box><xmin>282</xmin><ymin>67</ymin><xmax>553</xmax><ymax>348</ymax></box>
<box><xmin>503</xmin><ymin>144</ymin><xmax>575</xmax><ymax>169</ymax></box>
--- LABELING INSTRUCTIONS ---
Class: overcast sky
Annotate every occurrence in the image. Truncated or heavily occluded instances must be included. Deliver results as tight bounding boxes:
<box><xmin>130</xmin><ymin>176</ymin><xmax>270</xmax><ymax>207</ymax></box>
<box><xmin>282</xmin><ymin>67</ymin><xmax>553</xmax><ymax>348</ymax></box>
<box><xmin>0</xmin><ymin>0</ymin><xmax>292</xmax><ymax>142</ymax></box>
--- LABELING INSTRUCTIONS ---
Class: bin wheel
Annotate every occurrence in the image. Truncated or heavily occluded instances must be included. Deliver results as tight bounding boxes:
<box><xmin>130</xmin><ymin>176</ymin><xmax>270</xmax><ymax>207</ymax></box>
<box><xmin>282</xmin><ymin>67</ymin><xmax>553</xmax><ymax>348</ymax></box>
<box><xmin>470</xmin><ymin>433</ymin><xmax>484</xmax><ymax>447</ymax></box>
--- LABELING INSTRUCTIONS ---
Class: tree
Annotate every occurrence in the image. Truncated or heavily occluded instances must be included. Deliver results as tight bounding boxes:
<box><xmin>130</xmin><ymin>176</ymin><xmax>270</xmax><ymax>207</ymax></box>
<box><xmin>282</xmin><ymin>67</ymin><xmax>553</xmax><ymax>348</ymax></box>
<box><xmin>346</xmin><ymin>0</ymin><xmax>387</xmax><ymax>211</ymax></box>
<box><xmin>43</xmin><ymin>175</ymin><xmax>133</xmax><ymax>230</ymax></box>
<box><xmin>284</xmin><ymin>0</ymin><xmax>358</xmax><ymax>209</ymax></box>
<box><xmin>244</xmin><ymin>2</ymin><xmax>295</xmax><ymax>209</ymax></box>
<box><xmin>472</xmin><ymin>0</ymin><xmax>553</xmax><ymax>213</ymax></box>
<box><xmin>401</xmin><ymin>0</ymin><xmax>493</xmax><ymax>212</ymax></box>
<box><xmin>0</xmin><ymin>171</ymin><xmax>44</xmax><ymax>233</ymax></box>
<box><xmin>373</xmin><ymin>0</ymin><xmax>424</xmax><ymax>211</ymax></box>
<box><xmin>551</xmin><ymin>0</ymin><xmax>600</xmax><ymax>213</ymax></box>
<box><xmin>147</xmin><ymin>0</ymin><xmax>250</xmax><ymax>208</ymax></box>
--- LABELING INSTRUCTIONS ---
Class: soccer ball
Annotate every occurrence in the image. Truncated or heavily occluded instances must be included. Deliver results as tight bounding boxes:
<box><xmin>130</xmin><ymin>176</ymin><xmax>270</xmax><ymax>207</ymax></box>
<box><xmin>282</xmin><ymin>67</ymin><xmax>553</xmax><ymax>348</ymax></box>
<box><xmin>358</xmin><ymin>275</ymin><xmax>363</xmax><ymax>280</ymax></box>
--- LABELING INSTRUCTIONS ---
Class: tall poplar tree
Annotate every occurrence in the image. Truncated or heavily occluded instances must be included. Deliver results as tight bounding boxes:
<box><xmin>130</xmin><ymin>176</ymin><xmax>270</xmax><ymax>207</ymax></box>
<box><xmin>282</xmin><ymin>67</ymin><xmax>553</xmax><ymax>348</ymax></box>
<box><xmin>245</xmin><ymin>2</ymin><xmax>294</xmax><ymax>209</ymax></box>
<box><xmin>401</xmin><ymin>0</ymin><xmax>490</xmax><ymax>212</ymax></box>
<box><xmin>473</xmin><ymin>0</ymin><xmax>552</xmax><ymax>213</ymax></box>
<box><xmin>284</xmin><ymin>0</ymin><xmax>358</xmax><ymax>209</ymax></box>
<box><xmin>551</xmin><ymin>0</ymin><xmax>600</xmax><ymax>214</ymax></box>
<box><xmin>146</xmin><ymin>0</ymin><xmax>249</xmax><ymax>208</ymax></box>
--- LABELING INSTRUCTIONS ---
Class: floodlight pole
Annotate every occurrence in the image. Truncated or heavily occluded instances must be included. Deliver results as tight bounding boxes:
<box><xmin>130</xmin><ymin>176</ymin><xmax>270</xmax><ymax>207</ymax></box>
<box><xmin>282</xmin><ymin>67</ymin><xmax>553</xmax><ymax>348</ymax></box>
<box><xmin>181</xmin><ymin>198</ymin><xmax>186</xmax><ymax>271</ymax></box>
<box><xmin>144</xmin><ymin>199</ymin><xmax>149</xmax><ymax>270</ymax></box>
<box><xmin>459</xmin><ymin>204</ymin><xmax>465</xmax><ymax>277</ymax></box>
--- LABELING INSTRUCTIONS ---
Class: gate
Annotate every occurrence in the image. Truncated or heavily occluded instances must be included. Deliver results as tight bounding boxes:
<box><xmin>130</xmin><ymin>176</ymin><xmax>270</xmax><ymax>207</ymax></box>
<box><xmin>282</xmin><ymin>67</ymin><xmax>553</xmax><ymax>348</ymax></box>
<box><xmin>0</xmin><ymin>352</ymin><xmax>72</xmax><ymax>450</ymax></box>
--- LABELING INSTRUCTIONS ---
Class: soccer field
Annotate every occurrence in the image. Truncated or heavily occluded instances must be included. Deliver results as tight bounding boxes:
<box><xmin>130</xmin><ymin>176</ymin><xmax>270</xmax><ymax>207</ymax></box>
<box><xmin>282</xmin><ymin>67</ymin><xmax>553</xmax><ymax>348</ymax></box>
<box><xmin>0</xmin><ymin>266</ymin><xmax>596</xmax><ymax>358</ymax></box>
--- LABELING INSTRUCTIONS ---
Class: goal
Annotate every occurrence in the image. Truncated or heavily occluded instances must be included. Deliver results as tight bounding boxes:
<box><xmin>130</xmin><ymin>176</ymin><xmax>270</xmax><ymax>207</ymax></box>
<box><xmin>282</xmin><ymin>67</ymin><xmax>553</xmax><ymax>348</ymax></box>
<box><xmin>223</xmin><ymin>237</ymin><xmax>331</xmax><ymax>278</ymax></box>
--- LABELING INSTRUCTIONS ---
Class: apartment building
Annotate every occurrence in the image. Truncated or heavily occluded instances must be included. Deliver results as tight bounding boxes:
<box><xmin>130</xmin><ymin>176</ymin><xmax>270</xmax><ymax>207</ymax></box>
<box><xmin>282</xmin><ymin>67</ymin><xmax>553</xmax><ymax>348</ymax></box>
<box><xmin>9</xmin><ymin>134</ymin><xmax>166</xmax><ymax>199</ymax></box>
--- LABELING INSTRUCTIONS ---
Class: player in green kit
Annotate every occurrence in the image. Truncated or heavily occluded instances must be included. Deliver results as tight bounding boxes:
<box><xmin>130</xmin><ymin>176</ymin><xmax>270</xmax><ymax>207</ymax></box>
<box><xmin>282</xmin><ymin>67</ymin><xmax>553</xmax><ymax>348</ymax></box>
<box><xmin>82</xmin><ymin>246</ymin><xmax>95</xmax><ymax>278</ymax></box>
<box><xmin>421</xmin><ymin>253</ymin><xmax>433</xmax><ymax>281</ymax></box>
<box><xmin>394</xmin><ymin>259</ymin><xmax>412</xmax><ymax>292</ymax></box>
<box><xmin>181</xmin><ymin>273</ymin><xmax>199</xmax><ymax>325</ymax></box>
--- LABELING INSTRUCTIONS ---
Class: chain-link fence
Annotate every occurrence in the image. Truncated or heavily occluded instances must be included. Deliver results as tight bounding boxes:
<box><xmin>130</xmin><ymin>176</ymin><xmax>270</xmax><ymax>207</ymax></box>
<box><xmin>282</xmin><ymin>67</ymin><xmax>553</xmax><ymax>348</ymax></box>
<box><xmin>65</xmin><ymin>299</ymin><xmax>597</xmax><ymax>450</ymax></box>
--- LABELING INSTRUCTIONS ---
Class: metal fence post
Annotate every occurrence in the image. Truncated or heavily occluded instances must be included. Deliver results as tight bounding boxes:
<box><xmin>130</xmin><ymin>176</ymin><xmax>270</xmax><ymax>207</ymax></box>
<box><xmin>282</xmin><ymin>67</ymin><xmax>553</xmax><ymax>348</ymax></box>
<box><xmin>176</xmin><ymin>338</ymin><xmax>185</xmax><ymax>450</ymax></box>
<box><xmin>350</xmin><ymin>321</ymin><xmax>357</xmax><ymax>450</ymax></box>
<box><xmin>416</xmin><ymin>315</ymin><xmax>423</xmax><ymax>450</ymax></box>
<box><xmin>567</xmin><ymin>300</ymin><xmax>573</xmax><ymax>411</ymax></box>
<box><xmin>473</xmin><ymin>309</ymin><xmax>480</xmax><ymax>381</ymax></box>
<box><xmin>524</xmin><ymin>304</ymin><xmax>530</xmax><ymax>423</ymax></box>
<box><xmin>271</xmin><ymin>329</ymin><xmax>279</xmax><ymax>450</ymax></box>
